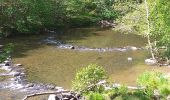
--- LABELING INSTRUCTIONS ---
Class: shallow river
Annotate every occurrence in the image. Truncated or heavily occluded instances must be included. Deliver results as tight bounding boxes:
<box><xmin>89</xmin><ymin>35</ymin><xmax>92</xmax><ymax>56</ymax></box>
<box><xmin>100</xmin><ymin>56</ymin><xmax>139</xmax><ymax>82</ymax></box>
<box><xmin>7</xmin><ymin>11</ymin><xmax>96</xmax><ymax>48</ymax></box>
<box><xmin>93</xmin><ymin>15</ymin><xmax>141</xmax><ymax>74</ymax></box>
<box><xmin>0</xmin><ymin>28</ymin><xmax>169</xmax><ymax>99</ymax></box>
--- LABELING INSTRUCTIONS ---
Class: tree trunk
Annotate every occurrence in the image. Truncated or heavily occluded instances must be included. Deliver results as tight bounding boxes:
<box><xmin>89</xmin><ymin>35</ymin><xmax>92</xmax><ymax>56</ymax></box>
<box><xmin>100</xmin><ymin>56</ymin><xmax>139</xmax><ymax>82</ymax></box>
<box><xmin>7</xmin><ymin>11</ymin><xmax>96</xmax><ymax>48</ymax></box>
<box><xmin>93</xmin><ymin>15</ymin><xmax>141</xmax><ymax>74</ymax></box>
<box><xmin>144</xmin><ymin>0</ymin><xmax>155</xmax><ymax>60</ymax></box>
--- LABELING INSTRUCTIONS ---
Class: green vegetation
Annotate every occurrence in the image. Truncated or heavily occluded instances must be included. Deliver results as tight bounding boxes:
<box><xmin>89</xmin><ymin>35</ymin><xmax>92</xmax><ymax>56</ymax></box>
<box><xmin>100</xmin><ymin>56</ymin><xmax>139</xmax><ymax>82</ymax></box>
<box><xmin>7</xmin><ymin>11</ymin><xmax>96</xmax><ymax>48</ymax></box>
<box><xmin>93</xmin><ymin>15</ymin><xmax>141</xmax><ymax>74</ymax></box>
<box><xmin>0</xmin><ymin>0</ymin><xmax>170</xmax><ymax>99</ymax></box>
<box><xmin>1</xmin><ymin>0</ymin><xmax>169</xmax><ymax>61</ymax></box>
<box><xmin>137</xmin><ymin>71</ymin><xmax>170</xmax><ymax>97</ymax></box>
<box><xmin>0</xmin><ymin>0</ymin><xmax>118</xmax><ymax>36</ymax></box>
<box><xmin>73</xmin><ymin>65</ymin><xmax>170</xmax><ymax>100</ymax></box>
<box><xmin>116</xmin><ymin>0</ymin><xmax>170</xmax><ymax>61</ymax></box>
<box><xmin>72</xmin><ymin>64</ymin><xmax>107</xmax><ymax>93</ymax></box>
<box><xmin>87</xmin><ymin>92</ymin><xmax>105</xmax><ymax>100</ymax></box>
<box><xmin>0</xmin><ymin>43</ymin><xmax>14</xmax><ymax>62</ymax></box>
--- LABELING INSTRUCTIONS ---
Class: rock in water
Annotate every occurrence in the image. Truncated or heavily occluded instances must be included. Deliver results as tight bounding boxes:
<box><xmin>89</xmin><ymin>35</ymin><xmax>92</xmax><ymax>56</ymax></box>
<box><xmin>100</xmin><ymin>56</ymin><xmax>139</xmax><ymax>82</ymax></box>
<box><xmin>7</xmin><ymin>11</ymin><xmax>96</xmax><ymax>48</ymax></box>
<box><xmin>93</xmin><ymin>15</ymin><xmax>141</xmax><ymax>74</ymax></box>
<box><xmin>16</xmin><ymin>64</ymin><xmax>22</xmax><ymax>66</ymax></box>
<box><xmin>131</xmin><ymin>46</ymin><xmax>138</xmax><ymax>51</ymax></box>
<box><xmin>70</xmin><ymin>46</ymin><xmax>75</xmax><ymax>49</ymax></box>
<box><xmin>4</xmin><ymin>60</ymin><xmax>11</xmax><ymax>66</ymax></box>
<box><xmin>48</xmin><ymin>94</ymin><xmax>60</xmax><ymax>100</ymax></box>
<box><xmin>145</xmin><ymin>58</ymin><xmax>156</xmax><ymax>65</ymax></box>
<box><xmin>127</xmin><ymin>57</ymin><xmax>132</xmax><ymax>61</ymax></box>
<box><xmin>0</xmin><ymin>45</ymin><xmax>3</xmax><ymax>49</ymax></box>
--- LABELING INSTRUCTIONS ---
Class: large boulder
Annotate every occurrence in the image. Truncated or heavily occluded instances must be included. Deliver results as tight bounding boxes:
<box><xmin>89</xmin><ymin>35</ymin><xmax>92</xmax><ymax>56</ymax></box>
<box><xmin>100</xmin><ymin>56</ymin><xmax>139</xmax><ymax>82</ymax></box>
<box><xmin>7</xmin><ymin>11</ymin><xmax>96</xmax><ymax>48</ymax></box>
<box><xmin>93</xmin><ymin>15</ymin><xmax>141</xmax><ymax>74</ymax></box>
<box><xmin>145</xmin><ymin>58</ymin><xmax>157</xmax><ymax>65</ymax></box>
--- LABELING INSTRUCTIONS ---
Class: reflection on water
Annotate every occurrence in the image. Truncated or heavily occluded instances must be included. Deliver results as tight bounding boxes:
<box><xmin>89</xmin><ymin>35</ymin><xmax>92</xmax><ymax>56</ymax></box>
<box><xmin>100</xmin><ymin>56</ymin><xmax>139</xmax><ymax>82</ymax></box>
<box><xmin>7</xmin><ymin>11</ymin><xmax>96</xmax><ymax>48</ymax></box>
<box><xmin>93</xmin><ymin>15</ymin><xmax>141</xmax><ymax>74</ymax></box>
<box><xmin>0</xmin><ymin>28</ymin><xmax>169</xmax><ymax>99</ymax></box>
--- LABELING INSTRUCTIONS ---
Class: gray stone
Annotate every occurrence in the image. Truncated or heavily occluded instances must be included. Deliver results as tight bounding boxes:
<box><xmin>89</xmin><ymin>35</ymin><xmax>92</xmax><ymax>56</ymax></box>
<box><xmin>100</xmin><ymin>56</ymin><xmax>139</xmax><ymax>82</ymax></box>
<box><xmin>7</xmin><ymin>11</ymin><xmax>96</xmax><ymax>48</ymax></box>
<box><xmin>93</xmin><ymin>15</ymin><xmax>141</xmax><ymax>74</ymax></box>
<box><xmin>46</xmin><ymin>84</ymin><xmax>55</xmax><ymax>89</ymax></box>
<box><xmin>4</xmin><ymin>60</ymin><xmax>11</xmax><ymax>66</ymax></box>
<box><xmin>11</xmin><ymin>72</ymin><xmax>21</xmax><ymax>77</ymax></box>
<box><xmin>48</xmin><ymin>94</ymin><xmax>60</xmax><ymax>100</ymax></box>
<box><xmin>16</xmin><ymin>64</ymin><xmax>22</xmax><ymax>66</ymax></box>
<box><xmin>25</xmin><ymin>83</ymin><xmax>34</xmax><ymax>88</ymax></box>
<box><xmin>0</xmin><ymin>45</ymin><xmax>4</xmax><ymax>49</ymax></box>
<box><xmin>130</xmin><ymin>46</ymin><xmax>138</xmax><ymax>50</ymax></box>
<box><xmin>55</xmin><ymin>86</ymin><xmax>63</xmax><ymax>90</ymax></box>
<box><xmin>145</xmin><ymin>58</ymin><xmax>157</xmax><ymax>65</ymax></box>
<box><xmin>10</xmin><ymin>77</ymin><xmax>17</xmax><ymax>81</ymax></box>
<box><xmin>70</xmin><ymin>46</ymin><xmax>75</xmax><ymax>49</ymax></box>
<box><xmin>127</xmin><ymin>57</ymin><xmax>132</xmax><ymax>61</ymax></box>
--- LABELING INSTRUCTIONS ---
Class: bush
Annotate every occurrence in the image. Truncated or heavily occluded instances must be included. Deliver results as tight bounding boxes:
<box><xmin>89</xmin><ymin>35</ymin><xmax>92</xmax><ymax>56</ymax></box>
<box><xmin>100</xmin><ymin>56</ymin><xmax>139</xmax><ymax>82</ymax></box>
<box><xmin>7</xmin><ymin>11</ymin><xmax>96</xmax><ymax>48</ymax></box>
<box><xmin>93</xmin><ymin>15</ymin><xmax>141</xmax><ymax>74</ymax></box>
<box><xmin>87</xmin><ymin>92</ymin><xmax>105</xmax><ymax>100</ymax></box>
<box><xmin>72</xmin><ymin>64</ymin><xmax>107</xmax><ymax>93</ymax></box>
<box><xmin>118</xmin><ymin>85</ymin><xmax>128</xmax><ymax>96</ymax></box>
<box><xmin>0</xmin><ymin>43</ymin><xmax>14</xmax><ymax>62</ymax></box>
<box><xmin>137</xmin><ymin>71</ymin><xmax>170</xmax><ymax>98</ymax></box>
<box><xmin>0</xmin><ymin>0</ymin><xmax>67</xmax><ymax>35</ymax></box>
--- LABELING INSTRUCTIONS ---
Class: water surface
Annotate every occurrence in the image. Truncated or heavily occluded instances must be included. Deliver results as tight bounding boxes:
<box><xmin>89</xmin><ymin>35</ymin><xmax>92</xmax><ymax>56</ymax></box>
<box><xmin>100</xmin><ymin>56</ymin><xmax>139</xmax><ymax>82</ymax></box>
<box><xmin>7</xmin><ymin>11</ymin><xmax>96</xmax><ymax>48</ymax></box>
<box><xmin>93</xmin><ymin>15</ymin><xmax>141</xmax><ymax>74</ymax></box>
<box><xmin>1</xmin><ymin>28</ymin><xmax>169</xmax><ymax>90</ymax></box>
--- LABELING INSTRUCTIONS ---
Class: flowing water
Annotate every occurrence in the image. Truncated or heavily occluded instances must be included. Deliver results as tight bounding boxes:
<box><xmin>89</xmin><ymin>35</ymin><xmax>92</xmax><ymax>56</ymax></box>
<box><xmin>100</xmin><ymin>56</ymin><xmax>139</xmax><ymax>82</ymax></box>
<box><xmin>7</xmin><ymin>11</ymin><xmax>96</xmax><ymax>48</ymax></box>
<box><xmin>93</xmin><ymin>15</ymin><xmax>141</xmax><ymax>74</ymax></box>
<box><xmin>0</xmin><ymin>28</ymin><xmax>170</xmax><ymax>99</ymax></box>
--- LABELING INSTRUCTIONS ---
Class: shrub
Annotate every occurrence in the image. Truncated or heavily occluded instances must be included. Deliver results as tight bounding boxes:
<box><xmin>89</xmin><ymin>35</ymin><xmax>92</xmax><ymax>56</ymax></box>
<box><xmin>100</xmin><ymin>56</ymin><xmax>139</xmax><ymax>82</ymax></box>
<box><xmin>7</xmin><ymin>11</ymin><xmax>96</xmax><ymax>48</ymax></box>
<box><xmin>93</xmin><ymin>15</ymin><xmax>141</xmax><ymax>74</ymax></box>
<box><xmin>72</xmin><ymin>64</ymin><xmax>107</xmax><ymax>93</ymax></box>
<box><xmin>87</xmin><ymin>92</ymin><xmax>105</xmax><ymax>100</ymax></box>
<box><xmin>137</xmin><ymin>71</ymin><xmax>170</xmax><ymax>98</ymax></box>
<box><xmin>0</xmin><ymin>43</ymin><xmax>14</xmax><ymax>62</ymax></box>
<box><xmin>118</xmin><ymin>85</ymin><xmax>128</xmax><ymax>95</ymax></box>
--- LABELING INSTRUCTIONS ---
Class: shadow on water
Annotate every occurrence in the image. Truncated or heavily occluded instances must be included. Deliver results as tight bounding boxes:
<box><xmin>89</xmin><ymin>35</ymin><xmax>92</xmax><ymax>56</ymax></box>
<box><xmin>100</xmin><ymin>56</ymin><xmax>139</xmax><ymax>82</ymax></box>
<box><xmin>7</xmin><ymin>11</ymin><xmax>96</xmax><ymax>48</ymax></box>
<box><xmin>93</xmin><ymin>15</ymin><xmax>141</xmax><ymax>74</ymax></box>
<box><xmin>0</xmin><ymin>28</ymin><xmax>101</xmax><ymax>58</ymax></box>
<box><xmin>57</xmin><ymin>28</ymin><xmax>147</xmax><ymax>48</ymax></box>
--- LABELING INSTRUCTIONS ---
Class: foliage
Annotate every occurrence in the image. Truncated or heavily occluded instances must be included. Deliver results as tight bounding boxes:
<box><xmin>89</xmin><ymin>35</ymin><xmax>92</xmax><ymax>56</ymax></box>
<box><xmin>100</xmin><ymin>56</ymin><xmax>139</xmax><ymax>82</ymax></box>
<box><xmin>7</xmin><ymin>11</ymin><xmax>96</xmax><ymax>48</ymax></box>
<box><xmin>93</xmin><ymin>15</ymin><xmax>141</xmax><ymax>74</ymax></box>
<box><xmin>0</xmin><ymin>43</ymin><xmax>14</xmax><ymax>62</ymax></box>
<box><xmin>117</xmin><ymin>85</ymin><xmax>128</xmax><ymax>96</ymax></box>
<box><xmin>72</xmin><ymin>64</ymin><xmax>107</xmax><ymax>93</ymax></box>
<box><xmin>150</xmin><ymin>0</ymin><xmax>170</xmax><ymax>59</ymax></box>
<box><xmin>86</xmin><ymin>92</ymin><xmax>105</xmax><ymax>100</ymax></box>
<box><xmin>0</xmin><ymin>0</ymin><xmax>119</xmax><ymax>36</ymax></box>
<box><xmin>73</xmin><ymin>70</ymin><xmax>170</xmax><ymax>99</ymax></box>
<box><xmin>116</xmin><ymin>0</ymin><xmax>170</xmax><ymax>60</ymax></box>
<box><xmin>137</xmin><ymin>71</ymin><xmax>170</xmax><ymax>97</ymax></box>
<box><xmin>0</xmin><ymin>0</ymin><xmax>67</xmax><ymax>35</ymax></box>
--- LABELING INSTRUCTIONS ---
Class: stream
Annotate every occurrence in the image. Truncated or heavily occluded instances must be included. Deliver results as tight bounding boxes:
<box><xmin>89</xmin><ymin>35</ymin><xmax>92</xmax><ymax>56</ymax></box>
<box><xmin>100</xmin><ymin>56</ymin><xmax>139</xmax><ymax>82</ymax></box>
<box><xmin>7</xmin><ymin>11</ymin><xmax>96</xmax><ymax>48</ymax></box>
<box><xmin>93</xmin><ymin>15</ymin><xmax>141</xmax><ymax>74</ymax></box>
<box><xmin>0</xmin><ymin>28</ymin><xmax>169</xmax><ymax>100</ymax></box>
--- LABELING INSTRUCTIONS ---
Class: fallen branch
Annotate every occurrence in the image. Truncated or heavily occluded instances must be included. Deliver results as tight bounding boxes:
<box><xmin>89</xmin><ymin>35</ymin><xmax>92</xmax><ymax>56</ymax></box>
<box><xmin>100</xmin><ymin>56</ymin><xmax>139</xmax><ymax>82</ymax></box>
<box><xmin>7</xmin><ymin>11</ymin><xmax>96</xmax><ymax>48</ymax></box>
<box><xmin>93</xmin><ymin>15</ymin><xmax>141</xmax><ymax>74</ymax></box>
<box><xmin>22</xmin><ymin>90</ymin><xmax>70</xmax><ymax>100</ymax></box>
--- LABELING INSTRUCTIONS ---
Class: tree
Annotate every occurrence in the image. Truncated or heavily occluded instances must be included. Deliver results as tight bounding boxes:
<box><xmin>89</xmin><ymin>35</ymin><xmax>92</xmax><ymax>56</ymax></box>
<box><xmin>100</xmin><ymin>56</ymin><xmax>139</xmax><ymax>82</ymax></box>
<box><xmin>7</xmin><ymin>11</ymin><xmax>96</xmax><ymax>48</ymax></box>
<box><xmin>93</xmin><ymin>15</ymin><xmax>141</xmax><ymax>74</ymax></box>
<box><xmin>137</xmin><ymin>71</ymin><xmax>170</xmax><ymax>97</ymax></box>
<box><xmin>72</xmin><ymin>64</ymin><xmax>107</xmax><ymax>93</ymax></box>
<box><xmin>144</xmin><ymin>0</ymin><xmax>155</xmax><ymax>59</ymax></box>
<box><xmin>150</xmin><ymin>0</ymin><xmax>170</xmax><ymax>60</ymax></box>
<box><xmin>116</xmin><ymin>0</ymin><xmax>170</xmax><ymax>61</ymax></box>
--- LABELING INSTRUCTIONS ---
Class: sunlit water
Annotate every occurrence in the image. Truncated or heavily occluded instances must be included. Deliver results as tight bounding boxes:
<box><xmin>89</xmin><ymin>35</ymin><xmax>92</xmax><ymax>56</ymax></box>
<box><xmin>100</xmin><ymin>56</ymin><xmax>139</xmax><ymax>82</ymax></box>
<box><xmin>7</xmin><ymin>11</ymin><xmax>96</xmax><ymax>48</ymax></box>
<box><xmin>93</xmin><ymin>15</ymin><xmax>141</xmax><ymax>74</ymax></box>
<box><xmin>0</xmin><ymin>28</ymin><xmax>169</xmax><ymax>99</ymax></box>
